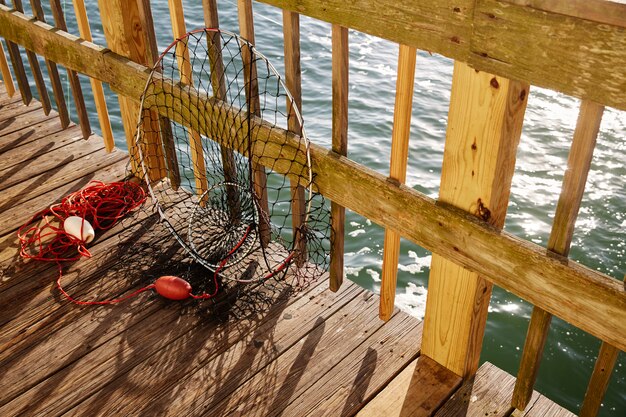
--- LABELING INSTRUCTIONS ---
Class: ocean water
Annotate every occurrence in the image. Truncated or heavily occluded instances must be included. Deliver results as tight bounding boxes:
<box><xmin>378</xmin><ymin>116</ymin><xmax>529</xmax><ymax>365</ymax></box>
<box><xmin>10</xmin><ymin>0</ymin><xmax>626</xmax><ymax>414</ymax></box>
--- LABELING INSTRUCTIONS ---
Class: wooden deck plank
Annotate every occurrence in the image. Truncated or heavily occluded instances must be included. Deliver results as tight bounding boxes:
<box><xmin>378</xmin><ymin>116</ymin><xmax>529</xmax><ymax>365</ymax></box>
<box><xmin>0</xmin><ymin>146</ymin><xmax>126</xmax><ymax>215</ymax></box>
<box><xmin>0</xmin><ymin>124</ymin><xmax>84</xmax><ymax>170</ymax></box>
<box><xmin>0</xmin><ymin>106</ymin><xmax>57</xmax><ymax>137</ymax></box>
<box><xmin>4</xmin><ymin>275</ymin><xmax>355</xmax><ymax>416</ymax></box>
<box><xmin>0</xmin><ymin>98</ymin><xmax>44</xmax><ymax>122</ymax></box>
<box><xmin>0</xmin><ymin>117</ymin><xmax>68</xmax><ymax>154</ymax></box>
<box><xmin>140</xmin><ymin>292</ymin><xmax>403</xmax><ymax>417</ymax></box>
<box><xmin>435</xmin><ymin>362</ymin><xmax>575</xmax><ymax>417</ymax></box>
<box><xmin>356</xmin><ymin>356</ymin><xmax>462</xmax><ymax>417</ymax></box>
<box><xmin>65</xmin><ymin>281</ymin><xmax>365</xmax><ymax>416</ymax></box>
<box><xmin>282</xmin><ymin>315</ymin><xmax>423</xmax><ymax>417</ymax></box>
<box><xmin>0</xmin><ymin>131</ymin><xmax>105</xmax><ymax>192</ymax></box>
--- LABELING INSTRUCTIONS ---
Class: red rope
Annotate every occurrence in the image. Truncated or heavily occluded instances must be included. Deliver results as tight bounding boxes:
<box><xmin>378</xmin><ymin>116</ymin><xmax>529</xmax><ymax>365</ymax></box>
<box><xmin>17</xmin><ymin>180</ymin><xmax>148</xmax><ymax>305</ymax></box>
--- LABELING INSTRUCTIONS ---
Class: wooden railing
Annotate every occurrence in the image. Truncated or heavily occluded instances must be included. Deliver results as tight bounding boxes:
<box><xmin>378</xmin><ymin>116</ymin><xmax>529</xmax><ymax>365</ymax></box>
<box><xmin>0</xmin><ymin>1</ymin><xmax>624</xmax><ymax>416</ymax></box>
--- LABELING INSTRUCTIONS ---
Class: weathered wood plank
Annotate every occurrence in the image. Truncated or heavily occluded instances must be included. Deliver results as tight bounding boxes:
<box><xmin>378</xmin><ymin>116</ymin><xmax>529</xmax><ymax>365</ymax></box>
<box><xmin>0</xmin><ymin>133</ymin><xmax>103</xmax><ymax>192</ymax></box>
<box><xmin>329</xmin><ymin>23</ymin><xmax>348</xmax><ymax>292</ymax></box>
<box><xmin>512</xmin><ymin>100</ymin><xmax>604</xmax><ymax>410</ymax></box>
<box><xmin>11</xmin><ymin>0</ymin><xmax>51</xmax><ymax>114</ymax></box>
<box><xmin>51</xmin><ymin>279</ymin><xmax>360</xmax><ymax>416</ymax></box>
<box><xmin>280</xmin><ymin>314</ymin><xmax>422</xmax><ymax>417</ymax></box>
<box><xmin>0</xmin><ymin>98</ymin><xmax>43</xmax><ymax>122</ymax></box>
<box><xmin>71</xmin><ymin>0</ymin><xmax>114</xmax><ymax>150</ymax></box>
<box><xmin>357</xmin><ymin>356</ymin><xmax>461</xmax><ymax>417</ymax></box>
<box><xmin>1</xmin><ymin>7</ymin><xmax>624</xmax><ymax>351</ymax></box>
<box><xmin>283</xmin><ymin>9</ymin><xmax>307</xmax><ymax>266</ymax></box>
<box><xmin>579</xmin><ymin>342</ymin><xmax>620</xmax><ymax>417</ymax></box>
<box><xmin>380</xmin><ymin>44</ymin><xmax>416</xmax><ymax>321</ymax></box>
<box><xmin>0</xmin><ymin>43</ymin><xmax>16</xmax><ymax>97</ymax></box>
<box><xmin>0</xmin><ymin>124</ymin><xmax>82</xmax><ymax>170</ymax></box>
<box><xmin>255</xmin><ymin>0</ymin><xmax>626</xmax><ymax>110</ymax></box>
<box><xmin>422</xmin><ymin>63</ymin><xmax>529</xmax><ymax>377</ymax></box>
<box><xmin>238</xmin><ymin>0</ymin><xmax>271</xmax><ymax>247</ymax></box>
<box><xmin>0</xmin><ymin>105</ymin><xmax>56</xmax><ymax>136</ymax></box>
<box><xmin>29</xmin><ymin>0</ymin><xmax>70</xmax><ymax>128</ymax></box>
<box><xmin>167</xmin><ymin>0</ymin><xmax>208</xmax><ymax>196</ymax></box>
<box><xmin>137</xmin><ymin>290</ymin><xmax>388</xmax><ymax>416</ymax></box>
<box><xmin>49</xmin><ymin>0</ymin><xmax>91</xmax><ymax>139</ymax></box>
<box><xmin>0</xmin><ymin>117</ymin><xmax>66</xmax><ymax>152</ymax></box>
<box><xmin>503</xmin><ymin>0</ymin><xmax>626</xmax><ymax>27</ymax></box>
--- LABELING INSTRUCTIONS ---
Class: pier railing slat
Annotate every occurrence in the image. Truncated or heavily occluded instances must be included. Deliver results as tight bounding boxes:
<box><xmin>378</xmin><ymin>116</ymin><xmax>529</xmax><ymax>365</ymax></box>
<box><xmin>167</xmin><ymin>0</ymin><xmax>209</xmax><ymax>198</ymax></box>
<box><xmin>282</xmin><ymin>9</ymin><xmax>307</xmax><ymax>266</ymax></box>
<box><xmin>49</xmin><ymin>0</ymin><xmax>91</xmax><ymax>139</ymax></box>
<box><xmin>237</xmin><ymin>0</ymin><xmax>271</xmax><ymax>247</ymax></box>
<box><xmin>29</xmin><ymin>0</ymin><xmax>70</xmax><ymax>128</ymax></box>
<box><xmin>71</xmin><ymin>0</ymin><xmax>114</xmax><ymax>150</ymax></box>
<box><xmin>0</xmin><ymin>40</ymin><xmax>15</xmax><ymax>97</ymax></box>
<box><xmin>329</xmin><ymin>23</ymin><xmax>348</xmax><ymax>292</ymax></box>
<box><xmin>512</xmin><ymin>100</ymin><xmax>605</xmax><ymax>410</ymax></box>
<box><xmin>379</xmin><ymin>44</ymin><xmax>416</xmax><ymax>322</ymax></box>
<box><xmin>13</xmin><ymin>0</ymin><xmax>50</xmax><ymax>114</ymax></box>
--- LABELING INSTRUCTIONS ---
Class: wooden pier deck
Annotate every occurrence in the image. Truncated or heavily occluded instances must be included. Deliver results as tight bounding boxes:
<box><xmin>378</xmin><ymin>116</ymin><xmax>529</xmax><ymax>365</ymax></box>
<box><xmin>0</xmin><ymin>82</ymin><xmax>575</xmax><ymax>416</ymax></box>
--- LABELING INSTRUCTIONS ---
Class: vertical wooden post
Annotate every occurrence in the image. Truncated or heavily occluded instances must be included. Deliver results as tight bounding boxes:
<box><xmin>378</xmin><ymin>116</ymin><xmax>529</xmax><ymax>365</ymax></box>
<box><xmin>238</xmin><ymin>0</ymin><xmax>271</xmax><ymax>247</ymax></box>
<box><xmin>167</xmin><ymin>0</ymin><xmax>209</xmax><ymax>197</ymax></box>
<box><xmin>49</xmin><ymin>0</ymin><xmax>91</xmax><ymax>139</ymax></box>
<box><xmin>0</xmin><ymin>40</ymin><xmax>15</xmax><ymax>97</ymax></box>
<box><xmin>0</xmin><ymin>0</ymin><xmax>31</xmax><ymax>104</ymax></box>
<box><xmin>13</xmin><ymin>0</ymin><xmax>50</xmax><ymax>114</ymax></box>
<box><xmin>97</xmin><ymin>0</ymin><xmax>165</xmax><ymax>181</ymax></box>
<box><xmin>580</xmin><ymin>275</ymin><xmax>623</xmax><ymax>417</ymax></box>
<box><xmin>30</xmin><ymin>0</ymin><xmax>70</xmax><ymax>128</ymax></box>
<box><xmin>512</xmin><ymin>100</ymin><xmax>604</xmax><ymax>410</ymax></box>
<box><xmin>283</xmin><ymin>9</ymin><xmax>307</xmax><ymax>266</ymax></box>
<box><xmin>203</xmin><ymin>0</ymin><xmax>240</xmax><ymax>216</ymax></box>
<box><xmin>379</xmin><ymin>44</ymin><xmax>416</xmax><ymax>321</ymax></box>
<box><xmin>137</xmin><ymin>0</ymin><xmax>180</xmax><ymax>188</ymax></box>
<box><xmin>329</xmin><ymin>24</ymin><xmax>348</xmax><ymax>292</ymax></box>
<box><xmin>422</xmin><ymin>62</ymin><xmax>529</xmax><ymax>378</ymax></box>
<box><xmin>71</xmin><ymin>0</ymin><xmax>115</xmax><ymax>150</ymax></box>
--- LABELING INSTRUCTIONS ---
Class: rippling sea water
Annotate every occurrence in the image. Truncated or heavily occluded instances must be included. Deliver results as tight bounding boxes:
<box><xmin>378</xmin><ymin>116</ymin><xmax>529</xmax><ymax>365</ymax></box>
<box><xmin>19</xmin><ymin>0</ymin><xmax>625</xmax><ymax>414</ymax></box>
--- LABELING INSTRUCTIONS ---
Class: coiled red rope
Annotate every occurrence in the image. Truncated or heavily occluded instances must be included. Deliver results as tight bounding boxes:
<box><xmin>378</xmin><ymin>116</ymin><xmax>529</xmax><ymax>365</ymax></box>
<box><xmin>17</xmin><ymin>180</ymin><xmax>147</xmax><ymax>305</ymax></box>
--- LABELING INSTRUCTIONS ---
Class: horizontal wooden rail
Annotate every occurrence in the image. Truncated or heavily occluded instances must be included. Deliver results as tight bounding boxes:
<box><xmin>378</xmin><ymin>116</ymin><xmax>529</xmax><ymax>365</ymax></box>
<box><xmin>255</xmin><ymin>0</ymin><xmax>626</xmax><ymax>111</ymax></box>
<box><xmin>1</xmin><ymin>5</ymin><xmax>625</xmax><ymax>351</ymax></box>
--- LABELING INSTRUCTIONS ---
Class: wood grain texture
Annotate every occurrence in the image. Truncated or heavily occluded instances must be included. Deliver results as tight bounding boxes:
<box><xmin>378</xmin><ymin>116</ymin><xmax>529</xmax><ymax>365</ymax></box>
<box><xmin>167</xmin><ymin>0</ymin><xmax>209</xmax><ymax>196</ymax></box>
<box><xmin>97</xmin><ymin>0</ymin><xmax>165</xmax><ymax>180</ymax></box>
<box><xmin>49</xmin><ymin>0</ymin><xmax>91</xmax><ymax>139</ymax></box>
<box><xmin>0</xmin><ymin>42</ymin><xmax>16</xmax><ymax>97</ymax></box>
<box><xmin>1</xmin><ymin>10</ymin><xmax>625</xmax><ymax>352</ymax></box>
<box><xmin>358</xmin><ymin>355</ymin><xmax>461</xmax><ymax>417</ymax></box>
<box><xmin>28</xmin><ymin>0</ymin><xmax>70</xmax><ymax>128</ymax></box>
<box><xmin>380</xmin><ymin>44</ymin><xmax>416</xmax><ymax>321</ymax></box>
<box><xmin>422</xmin><ymin>62</ymin><xmax>529</xmax><ymax>377</ymax></box>
<box><xmin>283</xmin><ymin>9</ymin><xmax>307</xmax><ymax>267</ymax></box>
<box><xmin>579</xmin><ymin>341</ymin><xmax>620</xmax><ymax>417</ymax></box>
<box><xmin>3</xmin><ymin>38</ymin><xmax>30</xmax><ymax>104</ymax></box>
<box><xmin>512</xmin><ymin>100</ymin><xmax>604</xmax><ymax>410</ymax></box>
<box><xmin>255</xmin><ymin>0</ymin><xmax>626</xmax><ymax>110</ymax></box>
<box><xmin>329</xmin><ymin>23</ymin><xmax>348</xmax><ymax>292</ymax></box>
<box><xmin>502</xmin><ymin>0</ymin><xmax>626</xmax><ymax>27</ymax></box>
<box><xmin>436</xmin><ymin>362</ymin><xmax>575</xmax><ymax>417</ymax></box>
<box><xmin>72</xmin><ymin>0</ymin><xmax>114</xmax><ymax>150</ymax></box>
<box><xmin>238</xmin><ymin>0</ymin><xmax>271</xmax><ymax>247</ymax></box>
<box><xmin>512</xmin><ymin>307</ymin><xmax>553</xmax><ymax>410</ymax></box>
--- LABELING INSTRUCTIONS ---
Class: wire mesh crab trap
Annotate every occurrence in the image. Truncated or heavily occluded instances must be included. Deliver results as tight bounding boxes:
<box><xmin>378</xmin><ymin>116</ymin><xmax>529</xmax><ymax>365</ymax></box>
<box><xmin>130</xmin><ymin>28</ymin><xmax>330</xmax><ymax>288</ymax></box>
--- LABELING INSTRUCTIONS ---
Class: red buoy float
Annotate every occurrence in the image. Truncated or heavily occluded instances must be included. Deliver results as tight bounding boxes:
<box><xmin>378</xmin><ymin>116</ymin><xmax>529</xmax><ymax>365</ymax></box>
<box><xmin>154</xmin><ymin>276</ymin><xmax>192</xmax><ymax>300</ymax></box>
